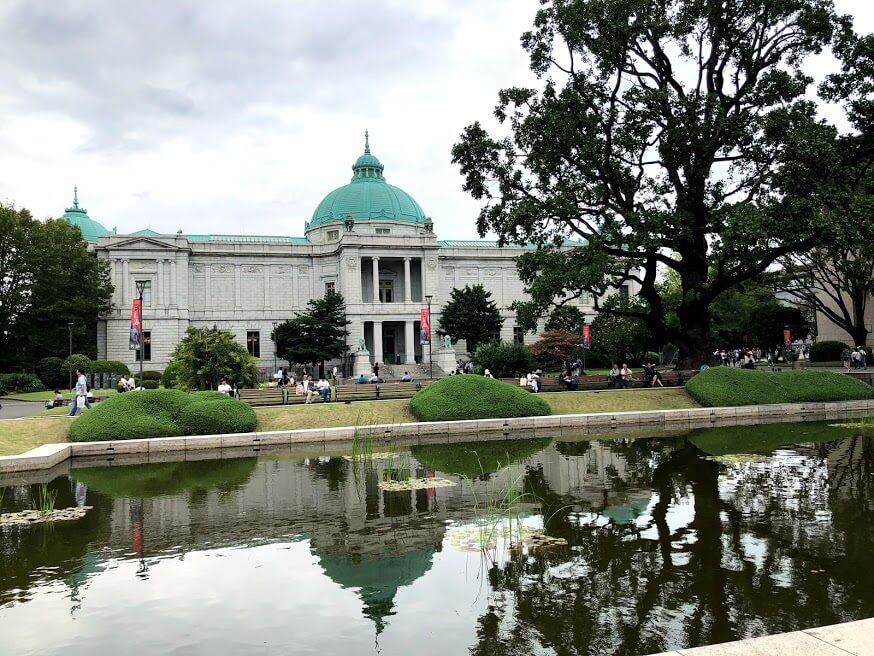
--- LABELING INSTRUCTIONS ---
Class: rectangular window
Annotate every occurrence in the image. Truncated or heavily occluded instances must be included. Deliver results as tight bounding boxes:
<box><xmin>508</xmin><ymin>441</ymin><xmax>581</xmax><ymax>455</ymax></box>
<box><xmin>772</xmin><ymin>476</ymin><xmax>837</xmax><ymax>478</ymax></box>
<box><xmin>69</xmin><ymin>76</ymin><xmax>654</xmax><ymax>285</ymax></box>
<box><xmin>379</xmin><ymin>280</ymin><xmax>393</xmax><ymax>303</ymax></box>
<box><xmin>135</xmin><ymin>280</ymin><xmax>152</xmax><ymax>306</ymax></box>
<box><xmin>327</xmin><ymin>230</ymin><xmax>339</xmax><ymax>241</ymax></box>
<box><xmin>324</xmin><ymin>281</ymin><xmax>335</xmax><ymax>294</ymax></box>
<box><xmin>513</xmin><ymin>326</ymin><xmax>524</xmax><ymax>344</ymax></box>
<box><xmin>619</xmin><ymin>285</ymin><xmax>630</xmax><ymax>300</ymax></box>
<box><xmin>247</xmin><ymin>331</ymin><xmax>260</xmax><ymax>358</ymax></box>
<box><xmin>376</xmin><ymin>228</ymin><xmax>391</xmax><ymax>235</ymax></box>
<box><xmin>135</xmin><ymin>331</ymin><xmax>152</xmax><ymax>361</ymax></box>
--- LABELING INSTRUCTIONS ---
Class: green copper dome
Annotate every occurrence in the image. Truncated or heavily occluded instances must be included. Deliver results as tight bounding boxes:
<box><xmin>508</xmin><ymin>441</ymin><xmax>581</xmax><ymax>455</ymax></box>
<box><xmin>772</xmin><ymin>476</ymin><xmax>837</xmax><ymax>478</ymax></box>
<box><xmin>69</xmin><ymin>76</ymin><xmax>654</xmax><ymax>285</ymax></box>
<box><xmin>309</xmin><ymin>132</ymin><xmax>427</xmax><ymax>230</ymax></box>
<box><xmin>62</xmin><ymin>187</ymin><xmax>112</xmax><ymax>242</ymax></box>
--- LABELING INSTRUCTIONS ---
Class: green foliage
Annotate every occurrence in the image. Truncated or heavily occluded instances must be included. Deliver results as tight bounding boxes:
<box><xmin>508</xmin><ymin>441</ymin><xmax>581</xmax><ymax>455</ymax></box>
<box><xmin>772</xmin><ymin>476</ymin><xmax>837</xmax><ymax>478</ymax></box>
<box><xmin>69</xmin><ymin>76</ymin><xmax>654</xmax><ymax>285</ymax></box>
<box><xmin>274</xmin><ymin>290</ymin><xmax>350</xmax><ymax>370</ymax></box>
<box><xmin>0</xmin><ymin>373</ymin><xmax>46</xmax><ymax>394</ymax></box>
<box><xmin>161</xmin><ymin>360</ymin><xmax>184</xmax><ymax>389</ymax></box>
<box><xmin>35</xmin><ymin>357</ymin><xmax>65</xmax><ymax>389</ymax></box>
<box><xmin>169</xmin><ymin>326</ymin><xmax>258</xmax><ymax>391</ymax></box>
<box><xmin>410</xmin><ymin>375</ymin><xmax>550</xmax><ymax>422</ymax></box>
<box><xmin>689</xmin><ymin>421</ymin><xmax>857</xmax><ymax>456</ymax></box>
<box><xmin>140</xmin><ymin>370</ymin><xmax>162</xmax><ymax>381</ymax></box>
<box><xmin>590</xmin><ymin>296</ymin><xmax>649</xmax><ymax>365</ymax></box>
<box><xmin>0</xmin><ymin>204</ymin><xmax>113</xmax><ymax>369</ymax></box>
<box><xmin>438</xmin><ymin>284</ymin><xmax>503</xmax><ymax>353</ymax></box>
<box><xmin>62</xmin><ymin>354</ymin><xmax>92</xmax><ymax>377</ymax></box>
<box><xmin>544</xmin><ymin>305</ymin><xmax>585</xmax><ymax>333</ymax></box>
<box><xmin>90</xmin><ymin>360</ymin><xmax>131</xmax><ymax>376</ymax></box>
<box><xmin>71</xmin><ymin>458</ymin><xmax>257</xmax><ymax>498</ymax></box>
<box><xmin>69</xmin><ymin>388</ymin><xmax>256</xmax><ymax>442</ymax></box>
<box><xmin>529</xmin><ymin>329</ymin><xmax>583</xmax><ymax>370</ymax></box>
<box><xmin>709</xmin><ymin>281</ymin><xmax>809</xmax><ymax>348</ymax></box>
<box><xmin>685</xmin><ymin>367</ymin><xmax>874</xmax><ymax>407</ymax></box>
<box><xmin>411</xmin><ymin>437</ymin><xmax>552</xmax><ymax>479</ymax></box>
<box><xmin>141</xmin><ymin>380</ymin><xmax>159</xmax><ymax>389</ymax></box>
<box><xmin>178</xmin><ymin>392</ymin><xmax>257</xmax><ymax>436</ymax></box>
<box><xmin>809</xmin><ymin>340</ymin><xmax>852</xmax><ymax>362</ymax></box>
<box><xmin>451</xmin><ymin>0</ymin><xmax>848</xmax><ymax>368</ymax></box>
<box><xmin>470</xmin><ymin>342</ymin><xmax>535</xmax><ymax>378</ymax></box>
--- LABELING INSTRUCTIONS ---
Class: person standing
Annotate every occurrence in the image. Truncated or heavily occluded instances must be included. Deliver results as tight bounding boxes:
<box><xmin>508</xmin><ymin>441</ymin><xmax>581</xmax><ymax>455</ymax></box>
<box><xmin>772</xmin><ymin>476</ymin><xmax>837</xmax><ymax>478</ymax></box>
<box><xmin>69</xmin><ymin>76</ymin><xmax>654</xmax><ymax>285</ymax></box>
<box><xmin>68</xmin><ymin>368</ymin><xmax>89</xmax><ymax>417</ymax></box>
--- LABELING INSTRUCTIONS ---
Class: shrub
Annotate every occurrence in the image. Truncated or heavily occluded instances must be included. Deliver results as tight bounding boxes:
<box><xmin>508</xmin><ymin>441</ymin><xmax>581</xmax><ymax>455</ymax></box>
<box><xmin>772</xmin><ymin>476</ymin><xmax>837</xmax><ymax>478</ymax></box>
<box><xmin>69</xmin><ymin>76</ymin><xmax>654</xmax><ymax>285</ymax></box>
<box><xmin>142</xmin><ymin>380</ymin><xmax>160</xmax><ymax>389</ymax></box>
<box><xmin>90</xmin><ymin>360</ymin><xmax>131</xmax><ymax>376</ymax></box>
<box><xmin>141</xmin><ymin>370</ymin><xmax>162</xmax><ymax>381</ymax></box>
<box><xmin>411</xmin><ymin>437</ymin><xmax>551</xmax><ymax>478</ymax></box>
<box><xmin>808</xmin><ymin>340</ymin><xmax>851</xmax><ymax>362</ymax></box>
<box><xmin>62</xmin><ymin>354</ymin><xmax>92</xmax><ymax>376</ymax></box>
<box><xmin>685</xmin><ymin>367</ymin><xmax>874</xmax><ymax>407</ymax></box>
<box><xmin>470</xmin><ymin>342</ymin><xmax>536</xmax><ymax>378</ymax></box>
<box><xmin>410</xmin><ymin>375</ymin><xmax>550</xmax><ymax>422</ymax></box>
<box><xmin>36</xmin><ymin>357</ymin><xmax>66</xmax><ymax>389</ymax></box>
<box><xmin>0</xmin><ymin>373</ymin><xmax>46</xmax><ymax>395</ymax></box>
<box><xmin>162</xmin><ymin>360</ymin><xmax>184</xmax><ymax>389</ymax></box>
<box><xmin>178</xmin><ymin>393</ymin><xmax>257</xmax><ymax>435</ymax></box>
<box><xmin>529</xmin><ymin>329</ymin><xmax>584</xmax><ymax>371</ymax></box>
<box><xmin>69</xmin><ymin>388</ymin><xmax>256</xmax><ymax>442</ymax></box>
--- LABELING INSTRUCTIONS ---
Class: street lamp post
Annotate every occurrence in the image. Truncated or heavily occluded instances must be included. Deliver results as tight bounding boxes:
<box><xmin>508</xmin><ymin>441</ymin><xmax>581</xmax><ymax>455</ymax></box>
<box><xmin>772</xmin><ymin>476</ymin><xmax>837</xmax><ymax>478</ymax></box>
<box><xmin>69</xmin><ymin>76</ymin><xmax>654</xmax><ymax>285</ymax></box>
<box><xmin>425</xmin><ymin>295</ymin><xmax>433</xmax><ymax>380</ymax></box>
<box><xmin>272</xmin><ymin>321</ymin><xmax>279</xmax><ymax>375</ymax></box>
<box><xmin>135</xmin><ymin>281</ymin><xmax>147</xmax><ymax>389</ymax></box>
<box><xmin>67</xmin><ymin>322</ymin><xmax>74</xmax><ymax>390</ymax></box>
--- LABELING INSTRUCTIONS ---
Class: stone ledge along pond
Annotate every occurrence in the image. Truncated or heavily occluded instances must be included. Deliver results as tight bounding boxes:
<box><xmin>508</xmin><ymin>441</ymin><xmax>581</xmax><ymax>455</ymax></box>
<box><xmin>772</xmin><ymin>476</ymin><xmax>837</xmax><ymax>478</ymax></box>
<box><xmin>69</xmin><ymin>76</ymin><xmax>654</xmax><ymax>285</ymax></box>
<box><xmin>1</xmin><ymin>422</ymin><xmax>873</xmax><ymax>656</ymax></box>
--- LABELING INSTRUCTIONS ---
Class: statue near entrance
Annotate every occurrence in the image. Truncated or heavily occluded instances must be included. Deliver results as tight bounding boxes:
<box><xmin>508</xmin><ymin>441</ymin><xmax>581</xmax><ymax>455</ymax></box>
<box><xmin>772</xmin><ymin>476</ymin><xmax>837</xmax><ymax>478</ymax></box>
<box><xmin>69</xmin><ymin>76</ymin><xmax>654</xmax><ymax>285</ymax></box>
<box><xmin>358</xmin><ymin>336</ymin><xmax>367</xmax><ymax>352</ymax></box>
<box><xmin>443</xmin><ymin>334</ymin><xmax>452</xmax><ymax>349</ymax></box>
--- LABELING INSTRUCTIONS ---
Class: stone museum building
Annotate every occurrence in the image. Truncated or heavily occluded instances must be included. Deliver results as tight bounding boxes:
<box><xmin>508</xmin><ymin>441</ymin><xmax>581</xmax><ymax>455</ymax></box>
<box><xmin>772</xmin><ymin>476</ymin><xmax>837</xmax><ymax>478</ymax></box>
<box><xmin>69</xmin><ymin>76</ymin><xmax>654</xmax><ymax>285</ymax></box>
<box><xmin>64</xmin><ymin>135</ymin><xmax>617</xmax><ymax>375</ymax></box>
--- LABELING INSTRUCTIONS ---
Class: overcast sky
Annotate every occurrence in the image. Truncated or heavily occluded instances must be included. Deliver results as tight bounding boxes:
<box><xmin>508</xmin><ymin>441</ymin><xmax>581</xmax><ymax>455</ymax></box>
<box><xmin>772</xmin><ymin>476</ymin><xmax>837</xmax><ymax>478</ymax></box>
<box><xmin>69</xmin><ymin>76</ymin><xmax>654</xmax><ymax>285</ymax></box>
<box><xmin>0</xmin><ymin>0</ymin><xmax>870</xmax><ymax>240</ymax></box>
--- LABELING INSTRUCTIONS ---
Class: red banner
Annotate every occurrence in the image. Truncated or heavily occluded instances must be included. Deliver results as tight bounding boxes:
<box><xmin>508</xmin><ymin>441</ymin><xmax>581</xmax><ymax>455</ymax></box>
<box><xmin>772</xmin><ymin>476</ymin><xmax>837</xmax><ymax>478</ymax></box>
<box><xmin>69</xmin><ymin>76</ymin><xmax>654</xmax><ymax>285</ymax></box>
<box><xmin>582</xmin><ymin>324</ymin><xmax>591</xmax><ymax>347</ymax></box>
<box><xmin>783</xmin><ymin>328</ymin><xmax>792</xmax><ymax>347</ymax></box>
<box><xmin>420</xmin><ymin>308</ymin><xmax>431</xmax><ymax>345</ymax></box>
<box><xmin>129</xmin><ymin>299</ymin><xmax>142</xmax><ymax>351</ymax></box>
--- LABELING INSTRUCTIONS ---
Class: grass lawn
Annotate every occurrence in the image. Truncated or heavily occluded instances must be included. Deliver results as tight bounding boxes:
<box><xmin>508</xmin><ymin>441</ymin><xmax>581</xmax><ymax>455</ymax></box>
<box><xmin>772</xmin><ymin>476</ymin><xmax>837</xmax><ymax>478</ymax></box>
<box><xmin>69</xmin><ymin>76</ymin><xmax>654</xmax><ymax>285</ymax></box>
<box><xmin>0</xmin><ymin>388</ymin><xmax>700</xmax><ymax>456</ymax></box>
<box><xmin>0</xmin><ymin>417</ymin><xmax>71</xmax><ymax>456</ymax></box>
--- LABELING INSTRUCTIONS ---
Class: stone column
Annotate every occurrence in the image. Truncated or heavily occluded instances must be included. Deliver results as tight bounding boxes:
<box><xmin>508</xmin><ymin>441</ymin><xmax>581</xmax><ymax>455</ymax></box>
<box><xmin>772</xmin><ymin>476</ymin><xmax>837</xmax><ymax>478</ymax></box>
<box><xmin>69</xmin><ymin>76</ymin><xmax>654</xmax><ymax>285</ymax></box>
<box><xmin>372</xmin><ymin>257</ymin><xmax>380</xmax><ymax>303</ymax></box>
<box><xmin>156</xmin><ymin>259</ymin><xmax>164</xmax><ymax>307</ymax></box>
<box><xmin>109</xmin><ymin>259</ymin><xmax>118</xmax><ymax>307</ymax></box>
<box><xmin>403</xmin><ymin>257</ymin><xmax>412</xmax><ymax>303</ymax></box>
<box><xmin>234</xmin><ymin>265</ymin><xmax>242</xmax><ymax>309</ymax></box>
<box><xmin>170</xmin><ymin>259</ymin><xmax>177</xmax><ymax>307</ymax></box>
<box><xmin>373</xmin><ymin>321</ymin><xmax>383</xmax><ymax>366</ymax></box>
<box><xmin>264</xmin><ymin>265</ymin><xmax>270</xmax><ymax>310</ymax></box>
<box><xmin>122</xmin><ymin>259</ymin><xmax>130</xmax><ymax>306</ymax></box>
<box><xmin>205</xmin><ymin>264</ymin><xmax>212</xmax><ymax>308</ymax></box>
<box><xmin>404</xmin><ymin>320</ymin><xmax>415</xmax><ymax>364</ymax></box>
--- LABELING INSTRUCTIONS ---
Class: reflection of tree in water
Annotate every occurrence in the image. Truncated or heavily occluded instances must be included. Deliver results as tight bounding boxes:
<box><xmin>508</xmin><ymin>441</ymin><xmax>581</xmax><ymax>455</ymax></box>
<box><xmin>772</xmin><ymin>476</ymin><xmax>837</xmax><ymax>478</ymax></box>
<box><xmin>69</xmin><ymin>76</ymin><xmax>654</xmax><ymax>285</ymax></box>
<box><xmin>471</xmin><ymin>436</ymin><xmax>874</xmax><ymax>656</ymax></box>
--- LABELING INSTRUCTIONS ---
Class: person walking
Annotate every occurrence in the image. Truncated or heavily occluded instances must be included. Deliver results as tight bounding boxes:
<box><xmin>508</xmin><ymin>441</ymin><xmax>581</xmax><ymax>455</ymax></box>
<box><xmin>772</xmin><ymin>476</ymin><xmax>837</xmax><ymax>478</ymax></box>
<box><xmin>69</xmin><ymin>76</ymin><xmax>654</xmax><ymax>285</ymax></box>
<box><xmin>68</xmin><ymin>368</ymin><xmax>89</xmax><ymax>417</ymax></box>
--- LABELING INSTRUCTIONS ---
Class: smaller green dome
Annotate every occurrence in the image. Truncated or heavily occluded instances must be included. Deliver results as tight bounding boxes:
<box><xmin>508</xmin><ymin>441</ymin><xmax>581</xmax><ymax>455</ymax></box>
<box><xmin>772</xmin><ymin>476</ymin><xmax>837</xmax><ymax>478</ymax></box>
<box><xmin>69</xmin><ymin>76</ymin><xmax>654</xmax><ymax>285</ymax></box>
<box><xmin>63</xmin><ymin>187</ymin><xmax>111</xmax><ymax>242</ymax></box>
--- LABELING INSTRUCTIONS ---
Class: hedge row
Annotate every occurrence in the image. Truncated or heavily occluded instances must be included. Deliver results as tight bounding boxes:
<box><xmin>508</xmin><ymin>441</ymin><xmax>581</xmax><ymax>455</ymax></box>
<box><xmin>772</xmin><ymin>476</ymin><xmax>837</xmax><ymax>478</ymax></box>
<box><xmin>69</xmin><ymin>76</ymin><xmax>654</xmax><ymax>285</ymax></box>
<box><xmin>69</xmin><ymin>388</ymin><xmax>256</xmax><ymax>442</ymax></box>
<box><xmin>0</xmin><ymin>373</ymin><xmax>45</xmax><ymax>395</ymax></box>
<box><xmin>808</xmin><ymin>340</ymin><xmax>851</xmax><ymax>362</ymax></box>
<box><xmin>685</xmin><ymin>367</ymin><xmax>874</xmax><ymax>407</ymax></box>
<box><xmin>409</xmin><ymin>375</ymin><xmax>551</xmax><ymax>422</ymax></box>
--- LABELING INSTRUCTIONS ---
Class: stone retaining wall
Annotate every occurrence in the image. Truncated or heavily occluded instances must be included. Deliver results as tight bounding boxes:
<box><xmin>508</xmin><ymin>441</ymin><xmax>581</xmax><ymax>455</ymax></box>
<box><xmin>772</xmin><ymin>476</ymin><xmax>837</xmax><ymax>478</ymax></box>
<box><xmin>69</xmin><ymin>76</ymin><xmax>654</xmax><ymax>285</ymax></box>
<box><xmin>1</xmin><ymin>399</ymin><xmax>873</xmax><ymax>475</ymax></box>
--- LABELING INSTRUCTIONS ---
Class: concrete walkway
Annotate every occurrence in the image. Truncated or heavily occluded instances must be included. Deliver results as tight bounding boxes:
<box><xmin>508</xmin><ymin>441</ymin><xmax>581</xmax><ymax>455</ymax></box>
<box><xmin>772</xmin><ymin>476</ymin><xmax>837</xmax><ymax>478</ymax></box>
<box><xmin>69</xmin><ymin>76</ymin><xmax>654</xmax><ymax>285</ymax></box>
<box><xmin>0</xmin><ymin>399</ymin><xmax>45</xmax><ymax>420</ymax></box>
<box><xmin>647</xmin><ymin>617</ymin><xmax>874</xmax><ymax>655</ymax></box>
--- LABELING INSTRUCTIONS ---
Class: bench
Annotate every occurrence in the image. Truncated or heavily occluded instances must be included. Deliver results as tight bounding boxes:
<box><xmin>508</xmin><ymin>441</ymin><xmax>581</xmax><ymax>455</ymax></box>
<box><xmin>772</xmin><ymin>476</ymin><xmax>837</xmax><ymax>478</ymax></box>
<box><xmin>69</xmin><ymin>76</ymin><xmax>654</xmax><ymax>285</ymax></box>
<box><xmin>502</xmin><ymin>370</ymin><xmax>699</xmax><ymax>392</ymax></box>
<box><xmin>238</xmin><ymin>388</ymin><xmax>285</xmax><ymax>406</ymax></box>
<box><xmin>239</xmin><ymin>381</ymin><xmax>432</xmax><ymax>406</ymax></box>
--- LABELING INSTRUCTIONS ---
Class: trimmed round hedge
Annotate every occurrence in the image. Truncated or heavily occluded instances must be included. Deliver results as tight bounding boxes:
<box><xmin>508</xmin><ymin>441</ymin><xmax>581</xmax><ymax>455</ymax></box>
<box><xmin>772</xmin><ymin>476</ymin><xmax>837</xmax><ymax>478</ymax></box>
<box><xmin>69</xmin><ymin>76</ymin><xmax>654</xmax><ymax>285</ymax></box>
<box><xmin>808</xmin><ymin>340</ymin><xmax>851</xmax><ymax>362</ymax></box>
<box><xmin>686</xmin><ymin>366</ymin><xmax>874</xmax><ymax>407</ymax></box>
<box><xmin>410</xmin><ymin>375</ymin><xmax>551</xmax><ymax>422</ymax></box>
<box><xmin>69</xmin><ymin>388</ymin><xmax>256</xmax><ymax>442</ymax></box>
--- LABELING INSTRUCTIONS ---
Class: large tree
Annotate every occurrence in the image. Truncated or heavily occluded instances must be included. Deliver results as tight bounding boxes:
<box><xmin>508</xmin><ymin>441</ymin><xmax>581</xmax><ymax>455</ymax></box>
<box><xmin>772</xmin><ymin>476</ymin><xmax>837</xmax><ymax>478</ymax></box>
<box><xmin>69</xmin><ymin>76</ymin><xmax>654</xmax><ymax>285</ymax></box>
<box><xmin>438</xmin><ymin>284</ymin><xmax>503</xmax><ymax>354</ymax></box>
<box><xmin>273</xmin><ymin>290</ymin><xmax>350</xmax><ymax>376</ymax></box>
<box><xmin>452</xmin><ymin>0</ymin><xmax>852</xmax><ymax>367</ymax></box>
<box><xmin>169</xmin><ymin>326</ymin><xmax>258</xmax><ymax>390</ymax></box>
<box><xmin>0</xmin><ymin>204</ymin><xmax>113</xmax><ymax>371</ymax></box>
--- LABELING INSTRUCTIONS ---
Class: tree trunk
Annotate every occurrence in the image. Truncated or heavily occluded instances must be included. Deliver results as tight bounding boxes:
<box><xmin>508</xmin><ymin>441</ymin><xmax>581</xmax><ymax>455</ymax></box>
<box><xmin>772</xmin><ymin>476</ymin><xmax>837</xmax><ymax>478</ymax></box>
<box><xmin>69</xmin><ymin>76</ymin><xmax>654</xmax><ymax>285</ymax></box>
<box><xmin>674</xmin><ymin>296</ymin><xmax>712</xmax><ymax>370</ymax></box>
<box><xmin>851</xmin><ymin>293</ymin><xmax>869</xmax><ymax>347</ymax></box>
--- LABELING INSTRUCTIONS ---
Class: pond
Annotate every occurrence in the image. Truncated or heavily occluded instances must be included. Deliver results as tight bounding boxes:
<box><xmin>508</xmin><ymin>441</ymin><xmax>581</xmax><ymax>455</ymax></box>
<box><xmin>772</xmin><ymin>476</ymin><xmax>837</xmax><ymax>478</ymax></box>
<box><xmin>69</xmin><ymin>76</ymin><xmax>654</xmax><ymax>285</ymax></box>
<box><xmin>1</xmin><ymin>422</ymin><xmax>873</xmax><ymax>656</ymax></box>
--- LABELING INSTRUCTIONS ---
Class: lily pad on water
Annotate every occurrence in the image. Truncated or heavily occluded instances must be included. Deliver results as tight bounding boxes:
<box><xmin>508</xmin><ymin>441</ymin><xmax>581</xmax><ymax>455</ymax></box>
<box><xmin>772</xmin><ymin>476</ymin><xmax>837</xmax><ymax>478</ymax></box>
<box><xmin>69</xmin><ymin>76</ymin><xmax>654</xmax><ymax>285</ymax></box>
<box><xmin>0</xmin><ymin>507</ymin><xmax>91</xmax><ymax>527</ymax></box>
<box><xmin>378</xmin><ymin>478</ymin><xmax>457</xmax><ymax>492</ymax></box>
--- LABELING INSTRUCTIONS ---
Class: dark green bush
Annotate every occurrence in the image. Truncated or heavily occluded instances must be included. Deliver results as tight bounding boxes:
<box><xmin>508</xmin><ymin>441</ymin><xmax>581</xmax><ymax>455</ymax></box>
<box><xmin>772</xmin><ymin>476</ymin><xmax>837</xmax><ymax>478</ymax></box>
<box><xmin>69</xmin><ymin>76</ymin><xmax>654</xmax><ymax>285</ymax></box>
<box><xmin>36</xmin><ymin>357</ymin><xmax>66</xmax><ymax>389</ymax></box>
<box><xmin>141</xmin><ymin>380</ymin><xmax>160</xmax><ymax>389</ymax></box>
<box><xmin>62</xmin><ymin>354</ymin><xmax>92</xmax><ymax>376</ymax></box>
<box><xmin>90</xmin><ymin>360</ymin><xmax>131</xmax><ymax>376</ymax></box>
<box><xmin>411</xmin><ymin>437</ymin><xmax>552</xmax><ymax>478</ymax></box>
<box><xmin>686</xmin><ymin>367</ymin><xmax>874</xmax><ymax>407</ymax></box>
<box><xmin>69</xmin><ymin>388</ymin><xmax>256</xmax><ymax>442</ymax></box>
<box><xmin>178</xmin><ymin>395</ymin><xmax>257</xmax><ymax>435</ymax></box>
<box><xmin>808</xmin><ymin>340</ymin><xmax>851</xmax><ymax>362</ymax></box>
<box><xmin>141</xmin><ymin>370</ymin><xmax>162</xmax><ymax>381</ymax></box>
<box><xmin>470</xmin><ymin>342</ymin><xmax>536</xmax><ymax>378</ymax></box>
<box><xmin>162</xmin><ymin>360</ymin><xmax>184</xmax><ymax>388</ymax></box>
<box><xmin>0</xmin><ymin>373</ymin><xmax>46</xmax><ymax>394</ymax></box>
<box><xmin>410</xmin><ymin>375</ymin><xmax>551</xmax><ymax>422</ymax></box>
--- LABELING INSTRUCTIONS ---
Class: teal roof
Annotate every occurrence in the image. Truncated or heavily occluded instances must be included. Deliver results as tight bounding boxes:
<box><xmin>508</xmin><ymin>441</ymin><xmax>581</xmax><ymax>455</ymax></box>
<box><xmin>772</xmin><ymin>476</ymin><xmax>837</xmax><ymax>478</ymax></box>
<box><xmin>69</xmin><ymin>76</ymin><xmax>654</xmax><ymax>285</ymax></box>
<box><xmin>62</xmin><ymin>187</ymin><xmax>112</xmax><ymax>242</ymax></box>
<box><xmin>309</xmin><ymin>132</ymin><xmax>427</xmax><ymax>230</ymax></box>
<box><xmin>185</xmin><ymin>234</ymin><xmax>310</xmax><ymax>245</ymax></box>
<box><xmin>130</xmin><ymin>228</ymin><xmax>159</xmax><ymax>237</ymax></box>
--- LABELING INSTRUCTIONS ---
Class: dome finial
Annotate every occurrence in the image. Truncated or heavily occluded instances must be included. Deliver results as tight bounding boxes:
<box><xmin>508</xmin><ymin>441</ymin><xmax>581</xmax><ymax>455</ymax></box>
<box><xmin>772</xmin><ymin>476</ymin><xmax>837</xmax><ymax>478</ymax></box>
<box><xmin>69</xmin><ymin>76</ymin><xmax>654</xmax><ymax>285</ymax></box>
<box><xmin>73</xmin><ymin>185</ymin><xmax>79</xmax><ymax>209</ymax></box>
<box><xmin>364</xmin><ymin>129</ymin><xmax>370</xmax><ymax>154</ymax></box>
